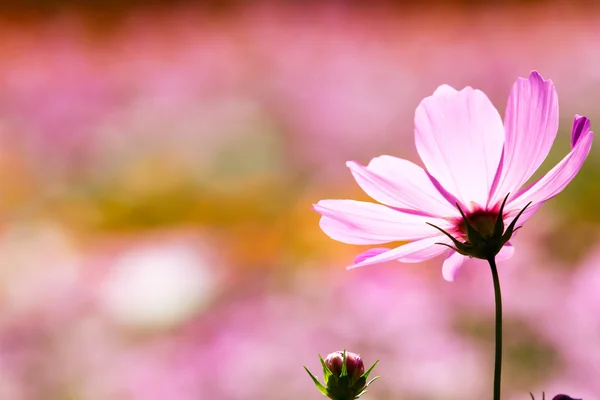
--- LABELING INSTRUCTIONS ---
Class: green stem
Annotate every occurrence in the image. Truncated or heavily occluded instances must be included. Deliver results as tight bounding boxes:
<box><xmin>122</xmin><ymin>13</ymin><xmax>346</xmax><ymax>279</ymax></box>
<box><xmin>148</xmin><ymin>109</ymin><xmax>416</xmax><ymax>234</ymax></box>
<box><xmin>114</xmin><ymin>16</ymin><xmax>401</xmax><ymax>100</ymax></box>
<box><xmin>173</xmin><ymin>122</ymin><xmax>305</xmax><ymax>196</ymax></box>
<box><xmin>488</xmin><ymin>257</ymin><xmax>502</xmax><ymax>400</ymax></box>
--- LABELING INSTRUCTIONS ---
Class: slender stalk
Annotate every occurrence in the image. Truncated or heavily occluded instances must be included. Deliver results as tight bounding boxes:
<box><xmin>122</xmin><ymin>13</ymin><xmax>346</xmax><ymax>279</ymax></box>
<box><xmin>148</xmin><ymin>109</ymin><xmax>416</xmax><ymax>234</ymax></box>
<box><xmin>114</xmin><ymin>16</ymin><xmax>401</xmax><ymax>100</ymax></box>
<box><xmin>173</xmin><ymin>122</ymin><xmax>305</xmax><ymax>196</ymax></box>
<box><xmin>488</xmin><ymin>257</ymin><xmax>502</xmax><ymax>400</ymax></box>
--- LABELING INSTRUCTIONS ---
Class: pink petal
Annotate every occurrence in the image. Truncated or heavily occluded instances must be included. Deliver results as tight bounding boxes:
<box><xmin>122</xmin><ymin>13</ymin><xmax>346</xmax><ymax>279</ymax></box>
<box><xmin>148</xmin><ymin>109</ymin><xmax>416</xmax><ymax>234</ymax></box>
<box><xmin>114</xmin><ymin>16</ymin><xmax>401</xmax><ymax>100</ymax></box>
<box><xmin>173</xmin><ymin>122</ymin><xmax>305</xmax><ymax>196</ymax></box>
<box><xmin>415</xmin><ymin>85</ymin><xmax>505</xmax><ymax>209</ymax></box>
<box><xmin>490</xmin><ymin>71</ymin><xmax>559</xmax><ymax>206</ymax></box>
<box><xmin>496</xmin><ymin>243</ymin><xmax>515</xmax><ymax>261</ymax></box>
<box><xmin>508</xmin><ymin>115</ymin><xmax>593</xmax><ymax>211</ymax></box>
<box><xmin>503</xmin><ymin>202</ymin><xmax>542</xmax><ymax>227</ymax></box>
<box><xmin>442</xmin><ymin>251</ymin><xmax>466</xmax><ymax>282</ymax></box>
<box><xmin>347</xmin><ymin>235</ymin><xmax>450</xmax><ymax>269</ymax></box>
<box><xmin>572</xmin><ymin>113</ymin><xmax>591</xmax><ymax>147</ymax></box>
<box><xmin>354</xmin><ymin>248</ymin><xmax>390</xmax><ymax>264</ymax></box>
<box><xmin>347</xmin><ymin>157</ymin><xmax>459</xmax><ymax>217</ymax></box>
<box><xmin>442</xmin><ymin>244</ymin><xmax>513</xmax><ymax>282</ymax></box>
<box><xmin>315</xmin><ymin>200</ymin><xmax>451</xmax><ymax>245</ymax></box>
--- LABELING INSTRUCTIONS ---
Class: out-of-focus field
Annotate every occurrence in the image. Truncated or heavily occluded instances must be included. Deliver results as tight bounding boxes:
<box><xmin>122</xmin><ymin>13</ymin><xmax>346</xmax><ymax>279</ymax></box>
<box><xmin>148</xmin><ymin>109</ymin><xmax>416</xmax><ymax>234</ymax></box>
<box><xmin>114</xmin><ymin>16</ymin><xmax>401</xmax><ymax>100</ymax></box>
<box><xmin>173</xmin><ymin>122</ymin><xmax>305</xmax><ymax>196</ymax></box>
<box><xmin>0</xmin><ymin>2</ymin><xmax>599</xmax><ymax>399</ymax></box>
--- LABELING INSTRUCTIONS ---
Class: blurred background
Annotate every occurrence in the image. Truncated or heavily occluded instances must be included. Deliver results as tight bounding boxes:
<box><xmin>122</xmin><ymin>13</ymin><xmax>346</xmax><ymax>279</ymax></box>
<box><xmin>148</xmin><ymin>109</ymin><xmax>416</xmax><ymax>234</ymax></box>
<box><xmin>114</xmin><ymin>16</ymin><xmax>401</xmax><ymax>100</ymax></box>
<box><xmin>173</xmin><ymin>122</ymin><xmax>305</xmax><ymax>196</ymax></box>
<box><xmin>0</xmin><ymin>1</ymin><xmax>599</xmax><ymax>399</ymax></box>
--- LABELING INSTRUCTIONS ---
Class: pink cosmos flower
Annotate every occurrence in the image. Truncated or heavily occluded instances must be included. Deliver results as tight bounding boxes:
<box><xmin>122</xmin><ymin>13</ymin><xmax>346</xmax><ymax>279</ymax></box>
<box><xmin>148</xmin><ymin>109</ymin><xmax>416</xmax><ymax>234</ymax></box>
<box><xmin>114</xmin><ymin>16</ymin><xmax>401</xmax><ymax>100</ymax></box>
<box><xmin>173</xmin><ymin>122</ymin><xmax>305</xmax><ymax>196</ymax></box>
<box><xmin>314</xmin><ymin>71</ymin><xmax>593</xmax><ymax>281</ymax></box>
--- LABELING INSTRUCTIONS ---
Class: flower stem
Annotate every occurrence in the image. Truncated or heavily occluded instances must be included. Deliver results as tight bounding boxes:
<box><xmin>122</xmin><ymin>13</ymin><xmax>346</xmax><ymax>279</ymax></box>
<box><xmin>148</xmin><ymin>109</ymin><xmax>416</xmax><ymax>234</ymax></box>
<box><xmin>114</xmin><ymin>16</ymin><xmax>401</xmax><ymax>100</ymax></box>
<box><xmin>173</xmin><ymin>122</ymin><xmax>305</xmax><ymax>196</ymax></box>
<box><xmin>488</xmin><ymin>257</ymin><xmax>502</xmax><ymax>400</ymax></box>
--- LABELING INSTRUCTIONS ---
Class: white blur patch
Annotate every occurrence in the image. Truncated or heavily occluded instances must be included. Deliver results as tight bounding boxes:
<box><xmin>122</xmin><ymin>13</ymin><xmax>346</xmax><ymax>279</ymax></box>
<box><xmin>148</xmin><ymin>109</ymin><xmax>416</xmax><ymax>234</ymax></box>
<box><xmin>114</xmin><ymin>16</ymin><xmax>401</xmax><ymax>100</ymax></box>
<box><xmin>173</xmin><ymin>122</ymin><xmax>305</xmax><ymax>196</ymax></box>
<box><xmin>100</xmin><ymin>240</ymin><xmax>215</xmax><ymax>330</ymax></box>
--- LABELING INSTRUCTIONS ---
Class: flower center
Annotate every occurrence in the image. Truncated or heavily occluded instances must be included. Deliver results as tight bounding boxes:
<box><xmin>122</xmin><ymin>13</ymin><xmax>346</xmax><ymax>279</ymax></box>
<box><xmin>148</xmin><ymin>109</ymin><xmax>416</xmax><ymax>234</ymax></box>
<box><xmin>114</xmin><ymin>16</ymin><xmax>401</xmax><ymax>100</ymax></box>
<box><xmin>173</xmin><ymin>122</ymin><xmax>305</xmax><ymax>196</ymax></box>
<box><xmin>427</xmin><ymin>194</ymin><xmax>531</xmax><ymax>260</ymax></box>
<box><xmin>457</xmin><ymin>210</ymin><xmax>499</xmax><ymax>239</ymax></box>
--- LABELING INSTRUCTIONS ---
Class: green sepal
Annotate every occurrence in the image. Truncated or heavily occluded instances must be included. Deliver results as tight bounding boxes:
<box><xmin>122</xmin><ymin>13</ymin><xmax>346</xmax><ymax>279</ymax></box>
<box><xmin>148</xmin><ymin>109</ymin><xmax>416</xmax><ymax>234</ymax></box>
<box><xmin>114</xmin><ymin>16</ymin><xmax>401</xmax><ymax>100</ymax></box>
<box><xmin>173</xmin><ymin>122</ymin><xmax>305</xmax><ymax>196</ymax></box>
<box><xmin>426</xmin><ymin>223</ymin><xmax>473</xmax><ymax>256</ymax></box>
<box><xmin>501</xmin><ymin>201</ymin><xmax>532</xmax><ymax>246</ymax></box>
<box><xmin>336</xmin><ymin>375</ymin><xmax>350</xmax><ymax>392</ymax></box>
<box><xmin>353</xmin><ymin>376</ymin><xmax>366</xmax><ymax>389</ymax></box>
<box><xmin>356</xmin><ymin>361</ymin><xmax>380</xmax><ymax>398</ymax></box>
<box><xmin>492</xmin><ymin>193</ymin><xmax>510</xmax><ymax>238</ymax></box>
<box><xmin>340</xmin><ymin>350</ymin><xmax>348</xmax><ymax>378</ymax></box>
<box><xmin>319</xmin><ymin>354</ymin><xmax>333</xmax><ymax>385</ymax></box>
<box><xmin>434</xmin><ymin>241</ymin><xmax>472</xmax><ymax>257</ymax></box>
<box><xmin>528</xmin><ymin>392</ymin><xmax>546</xmax><ymax>400</ymax></box>
<box><xmin>361</xmin><ymin>359</ymin><xmax>379</xmax><ymax>380</ymax></box>
<box><xmin>364</xmin><ymin>376</ymin><xmax>380</xmax><ymax>387</ymax></box>
<box><xmin>303</xmin><ymin>366</ymin><xmax>329</xmax><ymax>397</ymax></box>
<box><xmin>327</xmin><ymin>376</ymin><xmax>339</xmax><ymax>393</ymax></box>
<box><xmin>354</xmin><ymin>376</ymin><xmax>380</xmax><ymax>399</ymax></box>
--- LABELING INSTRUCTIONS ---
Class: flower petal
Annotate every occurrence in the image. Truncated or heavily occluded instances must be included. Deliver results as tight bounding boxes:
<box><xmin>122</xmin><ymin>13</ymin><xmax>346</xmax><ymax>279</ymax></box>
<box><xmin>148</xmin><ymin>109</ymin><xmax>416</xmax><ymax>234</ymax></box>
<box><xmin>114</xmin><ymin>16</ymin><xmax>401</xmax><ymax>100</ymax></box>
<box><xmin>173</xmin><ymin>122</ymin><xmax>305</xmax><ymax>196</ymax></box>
<box><xmin>490</xmin><ymin>71</ymin><xmax>559</xmax><ymax>206</ymax></box>
<box><xmin>347</xmin><ymin>235</ymin><xmax>450</xmax><ymax>269</ymax></box>
<box><xmin>508</xmin><ymin>115</ymin><xmax>593</xmax><ymax>210</ymax></box>
<box><xmin>315</xmin><ymin>200</ymin><xmax>451</xmax><ymax>245</ymax></box>
<box><xmin>354</xmin><ymin>248</ymin><xmax>390</xmax><ymax>264</ymax></box>
<box><xmin>572</xmin><ymin>113</ymin><xmax>591</xmax><ymax>147</ymax></box>
<box><xmin>503</xmin><ymin>202</ymin><xmax>542</xmax><ymax>227</ymax></box>
<box><xmin>347</xmin><ymin>156</ymin><xmax>459</xmax><ymax>216</ymax></box>
<box><xmin>442</xmin><ymin>244</ymin><xmax>513</xmax><ymax>282</ymax></box>
<box><xmin>442</xmin><ymin>251</ymin><xmax>467</xmax><ymax>282</ymax></box>
<box><xmin>415</xmin><ymin>85</ymin><xmax>505</xmax><ymax>208</ymax></box>
<box><xmin>496</xmin><ymin>243</ymin><xmax>515</xmax><ymax>261</ymax></box>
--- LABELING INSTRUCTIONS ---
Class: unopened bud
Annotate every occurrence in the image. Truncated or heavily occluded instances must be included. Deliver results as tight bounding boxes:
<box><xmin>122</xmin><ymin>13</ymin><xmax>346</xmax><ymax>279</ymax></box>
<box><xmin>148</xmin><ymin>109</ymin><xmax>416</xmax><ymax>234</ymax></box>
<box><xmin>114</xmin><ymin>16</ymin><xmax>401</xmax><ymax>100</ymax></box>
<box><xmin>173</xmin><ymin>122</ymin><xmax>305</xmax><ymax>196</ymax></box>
<box><xmin>325</xmin><ymin>351</ymin><xmax>364</xmax><ymax>381</ymax></box>
<box><xmin>304</xmin><ymin>350</ymin><xmax>379</xmax><ymax>400</ymax></box>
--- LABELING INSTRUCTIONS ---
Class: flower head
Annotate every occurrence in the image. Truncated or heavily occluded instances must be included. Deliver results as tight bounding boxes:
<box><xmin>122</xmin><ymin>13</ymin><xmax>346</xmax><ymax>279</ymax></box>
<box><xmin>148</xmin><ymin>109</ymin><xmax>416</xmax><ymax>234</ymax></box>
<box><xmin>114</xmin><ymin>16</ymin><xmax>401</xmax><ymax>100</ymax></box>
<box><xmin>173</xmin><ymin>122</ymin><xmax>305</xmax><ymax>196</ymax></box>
<box><xmin>314</xmin><ymin>71</ymin><xmax>593</xmax><ymax>281</ymax></box>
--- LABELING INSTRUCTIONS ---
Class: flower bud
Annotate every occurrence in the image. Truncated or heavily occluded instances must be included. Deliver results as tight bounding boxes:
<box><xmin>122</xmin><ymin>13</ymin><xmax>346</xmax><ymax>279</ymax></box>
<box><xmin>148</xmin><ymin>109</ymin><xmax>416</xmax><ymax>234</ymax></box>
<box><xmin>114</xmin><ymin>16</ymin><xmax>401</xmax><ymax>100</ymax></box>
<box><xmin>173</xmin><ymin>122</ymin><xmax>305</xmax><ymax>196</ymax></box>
<box><xmin>325</xmin><ymin>351</ymin><xmax>365</xmax><ymax>381</ymax></box>
<box><xmin>304</xmin><ymin>350</ymin><xmax>379</xmax><ymax>400</ymax></box>
<box><xmin>552</xmin><ymin>395</ymin><xmax>581</xmax><ymax>400</ymax></box>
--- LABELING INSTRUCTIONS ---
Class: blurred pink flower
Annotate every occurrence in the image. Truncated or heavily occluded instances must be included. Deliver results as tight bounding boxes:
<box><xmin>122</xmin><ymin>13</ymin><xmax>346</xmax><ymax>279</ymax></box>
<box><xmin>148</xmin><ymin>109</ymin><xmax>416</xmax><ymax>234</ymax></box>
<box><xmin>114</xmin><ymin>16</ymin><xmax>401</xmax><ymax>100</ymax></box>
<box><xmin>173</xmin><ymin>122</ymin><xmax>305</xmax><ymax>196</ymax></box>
<box><xmin>315</xmin><ymin>71</ymin><xmax>593</xmax><ymax>280</ymax></box>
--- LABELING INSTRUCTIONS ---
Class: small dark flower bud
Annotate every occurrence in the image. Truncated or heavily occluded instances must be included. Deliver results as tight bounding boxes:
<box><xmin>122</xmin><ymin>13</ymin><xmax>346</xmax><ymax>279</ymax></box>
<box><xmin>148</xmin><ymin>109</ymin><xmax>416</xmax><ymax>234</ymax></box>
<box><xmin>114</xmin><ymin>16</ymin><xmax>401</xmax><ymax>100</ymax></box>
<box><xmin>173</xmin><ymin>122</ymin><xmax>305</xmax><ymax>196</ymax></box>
<box><xmin>325</xmin><ymin>351</ymin><xmax>365</xmax><ymax>381</ymax></box>
<box><xmin>552</xmin><ymin>395</ymin><xmax>582</xmax><ymax>400</ymax></box>
<box><xmin>304</xmin><ymin>350</ymin><xmax>379</xmax><ymax>400</ymax></box>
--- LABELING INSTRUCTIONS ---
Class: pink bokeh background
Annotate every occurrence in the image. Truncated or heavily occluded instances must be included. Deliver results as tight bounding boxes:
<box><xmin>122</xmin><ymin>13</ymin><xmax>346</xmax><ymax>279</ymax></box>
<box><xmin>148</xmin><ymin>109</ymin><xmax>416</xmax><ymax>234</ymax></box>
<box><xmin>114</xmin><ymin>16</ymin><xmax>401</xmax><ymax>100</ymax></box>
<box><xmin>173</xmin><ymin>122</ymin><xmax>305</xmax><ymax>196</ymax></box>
<box><xmin>0</xmin><ymin>2</ymin><xmax>598</xmax><ymax>399</ymax></box>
